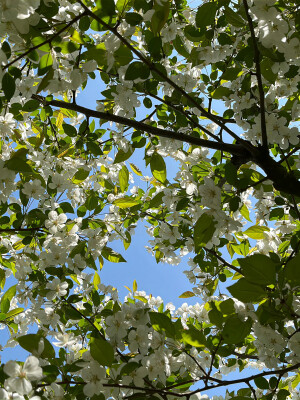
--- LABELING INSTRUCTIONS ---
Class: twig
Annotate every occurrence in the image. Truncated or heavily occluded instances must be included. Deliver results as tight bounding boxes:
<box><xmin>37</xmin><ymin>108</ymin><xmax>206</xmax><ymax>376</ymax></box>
<box><xmin>2</xmin><ymin>12</ymin><xmax>88</xmax><ymax>70</ymax></box>
<box><xmin>243</xmin><ymin>0</ymin><xmax>268</xmax><ymax>151</ymax></box>
<box><xmin>204</xmin><ymin>247</ymin><xmax>242</xmax><ymax>274</ymax></box>
<box><xmin>77</xmin><ymin>0</ymin><xmax>251</xmax><ymax>149</ymax></box>
<box><xmin>0</xmin><ymin>227</ymin><xmax>44</xmax><ymax>233</ymax></box>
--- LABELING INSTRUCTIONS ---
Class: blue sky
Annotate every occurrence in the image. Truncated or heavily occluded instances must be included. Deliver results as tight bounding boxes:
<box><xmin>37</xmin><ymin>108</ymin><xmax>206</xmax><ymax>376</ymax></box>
<box><xmin>77</xmin><ymin>74</ymin><xmax>200</xmax><ymax>307</ymax></box>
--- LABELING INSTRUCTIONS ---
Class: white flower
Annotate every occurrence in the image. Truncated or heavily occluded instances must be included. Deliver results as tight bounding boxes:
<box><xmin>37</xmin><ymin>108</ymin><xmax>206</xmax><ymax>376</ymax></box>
<box><xmin>0</xmin><ymin>388</ymin><xmax>25</xmax><ymax>400</ymax></box>
<box><xmin>22</xmin><ymin>179</ymin><xmax>44</xmax><ymax>200</ymax></box>
<box><xmin>198</xmin><ymin>177</ymin><xmax>221</xmax><ymax>209</ymax></box>
<box><xmin>45</xmin><ymin>211</ymin><xmax>67</xmax><ymax>234</ymax></box>
<box><xmin>53</xmin><ymin>330</ymin><xmax>77</xmax><ymax>348</ymax></box>
<box><xmin>46</xmin><ymin>278</ymin><xmax>68</xmax><ymax>301</ymax></box>
<box><xmin>0</xmin><ymin>113</ymin><xmax>15</xmax><ymax>136</ymax></box>
<box><xmin>4</xmin><ymin>356</ymin><xmax>43</xmax><ymax>395</ymax></box>
<box><xmin>81</xmin><ymin>362</ymin><xmax>106</xmax><ymax>397</ymax></box>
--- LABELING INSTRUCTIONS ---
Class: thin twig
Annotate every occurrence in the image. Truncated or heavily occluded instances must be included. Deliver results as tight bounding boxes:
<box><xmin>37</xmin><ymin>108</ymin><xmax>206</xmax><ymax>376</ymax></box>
<box><xmin>243</xmin><ymin>0</ymin><xmax>268</xmax><ymax>150</ymax></box>
<box><xmin>204</xmin><ymin>247</ymin><xmax>242</xmax><ymax>274</ymax></box>
<box><xmin>77</xmin><ymin>0</ymin><xmax>251</xmax><ymax>149</ymax></box>
<box><xmin>2</xmin><ymin>12</ymin><xmax>87</xmax><ymax>70</ymax></box>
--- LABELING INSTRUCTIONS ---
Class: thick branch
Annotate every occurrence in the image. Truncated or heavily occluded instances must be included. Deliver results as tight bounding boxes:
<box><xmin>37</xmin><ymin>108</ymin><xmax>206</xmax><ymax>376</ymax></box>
<box><xmin>32</xmin><ymin>95</ymin><xmax>250</xmax><ymax>157</ymax></box>
<box><xmin>243</xmin><ymin>0</ymin><xmax>268</xmax><ymax>150</ymax></box>
<box><xmin>34</xmin><ymin>95</ymin><xmax>300</xmax><ymax>197</ymax></box>
<box><xmin>253</xmin><ymin>150</ymin><xmax>300</xmax><ymax>197</ymax></box>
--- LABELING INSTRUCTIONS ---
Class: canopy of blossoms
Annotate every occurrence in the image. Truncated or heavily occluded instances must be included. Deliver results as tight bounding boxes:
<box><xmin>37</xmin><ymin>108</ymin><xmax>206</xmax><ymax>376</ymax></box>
<box><xmin>0</xmin><ymin>0</ymin><xmax>299</xmax><ymax>399</ymax></box>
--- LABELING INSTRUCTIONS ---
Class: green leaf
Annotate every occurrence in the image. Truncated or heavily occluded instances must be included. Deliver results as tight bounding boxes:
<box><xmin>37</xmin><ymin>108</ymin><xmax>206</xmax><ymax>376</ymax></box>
<box><xmin>238</xmin><ymin>254</ymin><xmax>277</xmax><ymax>285</ymax></box>
<box><xmin>2</xmin><ymin>73</ymin><xmax>15</xmax><ymax>100</ymax></box>
<box><xmin>208</xmin><ymin>306</ymin><xmax>223</xmax><ymax>328</ymax></box>
<box><xmin>224</xmin><ymin>7</ymin><xmax>245</xmax><ymax>27</ymax></box>
<box><xmin>194</xmin><ymin>214</ymin><xmax>216</xmax><ymax>252</ymax></box>
<box><xmin>125</xmin><ymin>61</ymin><xmax>150</xmax><ymax>80</ymax></box>
<box><xmin>17</xmin><ymin>334</ymin><xmax>55</xmax><ymax>359</ymax></box>
<box><xmin>243</xmin><ymin>225</ymin><xmax>269</xmax><ymax>239</ymax></box>
<box><xmin>38</xmin><ymin>53</ymin><xmax>53</xmax><ymax>75</ymax></box>
<box><xmin>95</xmin><ymin>0</ymin><xmax>116</xmax><ymax>16</ymax></box>
<box><xmin>114</xmin><ymin>148</ymin><xmax>134</xmax><ymax>163</ymax></box>
<box><xmin>5</xmin><ymin>158</ymin><xmax>33</xmax><ymax>173</ymax></box>
<box><xmin>82</xmin><ymin>44</ymin><xmax>107</xmax><ymax>67</ymax></box>
<box><xmin>180</xmin><ymin>325</ymin><xmax>206</xmax><ymax>348</ymax></box>
<box><xmin>85</xmin><ymin>193</ymin><xmax>98</xmax><ymax>211</ymax></box>
<box><xmin>283</xmin><ymin>254</ymin><xmax>300</xmax><ymax>286</ymax></box>
<box><xmin>5</xmin><ymin>307</ymin><xmax>23</xmax><ymax>319</ymax></box>
<box><xmin>1</xmin><ymin>285</ymin><xmax>16</xmax><ymax>313</ymax></box>
<box><xmin>150</xmin><ymin>153</ymin><xmax>167</xmax><ymax>183</ymax></box>
<box><xmin>151</xmin><ymin>0</ymin><xmax>170</xmax><ymax>36</ymax></box>
<box><xmin>129</xmin><ymin>163</ymin><xmax>142</xmax><ymax>176</ymax></box>
<box><xmin>72</xmin><ymin>169</ymin><xmax>90</xmax><ymax>184</ymax></box>
<box><xmin>240</xmin><ymin>204</ymin><xmax>251</xmax><ymax>222</ymax></box>
<box><xmin>261</xmin><ymin>58</ymin><xmax>277</xmax><ymax>84</ymax></box>
<box><xmin>63</xmin><ymin>123</ymin><xmax>77</xmax><ymax>137</ymax></box>
<box><xmin>222</xmin><ymin>315</ymin><xmax>252</xmax><ymax>344</ymax></box>
<box><xmin>221</xmin><ymin>68</ymin><xmax>243</xmax><ymax>81</ymax></box>
<box><xmin>179</xmin><ymin>291</ymin><xmax>195</xmax><ymax>298</ymax></box>
<box><xmin>225</xmin><ymin>162</ymin><xmax>237</xmax><ymax>185</ymax></box>
<box><xmin>196</xmin><ymin>2</ymin><xmax>217</xmax><ymax>29</ymax></box>
<box><xmin>211</xmin><ymin>86</ymin><xmax>232</xmax><ymax>99</ymax></box>
<box><xmin>114</xmin><ymin>45</ymin><xmax>133</xmax><ymax>66</ymax></box>
<box><xmin>149</xmin><ymin>312</ymin><xmax>175</xmax><ymax>338</ymax></box>
<box><xmin>125</xmin><ymin>12</ymin><xmax>143</xmax><ymax>25</ymax></box>
<box><xmin>254</xmin><ymin>376</ymin><xmax>270</xmax><ymax>390</ymax></box>
<box><xmin>102</xmin><ymin>247</ymin><xmax>126</xmax><ymax>263</ymax></box>
<box><xmin>116</xmin><ymin>0</ymin><xmax>131</xmax><ymax>12</ymax></box>
<box><xmin>0</xmin><ymin>269</ymin><xmax>5</xmax><ymax>289</ymax></box>
<box><xmin>149</xmin><ymin>191</ymin><xmax>164</xmax><ymax>208</ymax></box>
<box><xmin>37</xmin><ymin>68</ymin><xmax>54</xmax><ymax>94</ymax></box>
<box><xmin>228</xmin><ymin>278</ymin><xmax>266</xmax><ymax>303</ymax></box>
<box><xmin>119</xmin><ymin>166</ymin><xmax>129</xmax><ymax>193</ymax></box>
<box><xmin>277</xmin><ymin>389</ymin><xmax>290</xmax><ymax>400</ymax></box>
<box><xmin>114</xmin><ymin>197</ymin><xmax>139</xmax><ymax>208</ymax></box>
<box><xmin>22</xmin><ymin>100</ymin><xmax>40</xmax><ymax>112</ymax></box>
<box><xmin>184</xmin><ymin>25</ymin><xmax>203</xmax><ymax>42</ymax></box>
<box><xmin>90</xmin><ymin>336</ymin><xmax>114</xmax><ymax>366</ymax></box>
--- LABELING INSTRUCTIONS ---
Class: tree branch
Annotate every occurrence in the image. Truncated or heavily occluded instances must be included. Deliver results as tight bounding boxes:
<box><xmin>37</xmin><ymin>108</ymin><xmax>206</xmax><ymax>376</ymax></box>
<box><xmin>204</xmin><ymin>247</ymin><xmax>242</xmax><ymax>274</ymax></box>
<box><xmin>33</xmin><ymin>94</ymin><xmax>300</xmax><ymax>198</ymax></box>
<box><xmin>2</xmin><ymin>12</ymin><xmax>88</xmax><ymax>71</ymax></box>
<box><xmin>243</xmin><ymin>0</ymin><xmax>268</xmax><ymax>150</ymax></box>
<box><xmin>32</xmin><ymin>94</ymin><xmax>250</xmax><ymax>157</ymax></box>
<box><xmin>77</xmin><ymin>0</ymin><xmax>252</xmax><ymax>150</ymax></box>
<box><xmin>144</xmin><ymin>91</ymin><xmax>221</xmax><ymax>142</ymax></box>
<box><xmin>189</xmin><ymin>362</ymin><xmax>300</xmax><ymax>396</ymax></box>
<box><xmin>0</xmin><ymin>227</ymin><xmax>44</xmax><ymax>233</ymax></box>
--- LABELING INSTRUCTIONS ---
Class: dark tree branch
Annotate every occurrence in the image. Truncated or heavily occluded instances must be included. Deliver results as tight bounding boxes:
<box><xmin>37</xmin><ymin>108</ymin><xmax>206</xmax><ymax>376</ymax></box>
<box><xmin>243</xmin><ymin>0</ymin><xmax>268</xmax><ymax>150</ymax></box>
<box><xmin>0</xmin><ymin>227</ymin><xmax>44</xmax><ymax>233</ymax></box>
<box><xmin>33</xmin><ymin>94</ymin><xmax>300</xmax><ymax>198</ymax></box>
<box><xmin>32</xmin><ymin>94</ymin><xmax>250</xmax><ymax>157</ymax></box>
<box><xmin>204</xmin><ymin>247</ymin><xmax>242</xmax><ymax>274</ymax></box>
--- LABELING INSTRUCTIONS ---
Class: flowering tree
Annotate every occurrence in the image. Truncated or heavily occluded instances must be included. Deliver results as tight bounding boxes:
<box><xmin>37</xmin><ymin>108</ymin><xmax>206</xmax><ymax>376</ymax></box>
<box><xmin>0</xmin><ymin>0</ymin><xmax>299</xmax><ymax>398</ymax></box>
